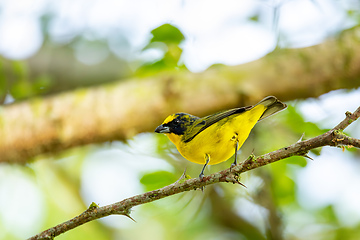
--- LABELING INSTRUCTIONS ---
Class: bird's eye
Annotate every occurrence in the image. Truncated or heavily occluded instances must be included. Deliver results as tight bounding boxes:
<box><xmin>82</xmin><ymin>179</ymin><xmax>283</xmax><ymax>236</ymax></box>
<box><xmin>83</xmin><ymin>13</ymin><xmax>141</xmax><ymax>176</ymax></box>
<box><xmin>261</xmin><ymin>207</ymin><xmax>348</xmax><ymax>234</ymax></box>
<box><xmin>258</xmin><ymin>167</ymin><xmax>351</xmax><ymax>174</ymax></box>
<box><xmin>173</xmin><ymin>119</ymin><xmax>180</xmax><ymax>125</ymax></box>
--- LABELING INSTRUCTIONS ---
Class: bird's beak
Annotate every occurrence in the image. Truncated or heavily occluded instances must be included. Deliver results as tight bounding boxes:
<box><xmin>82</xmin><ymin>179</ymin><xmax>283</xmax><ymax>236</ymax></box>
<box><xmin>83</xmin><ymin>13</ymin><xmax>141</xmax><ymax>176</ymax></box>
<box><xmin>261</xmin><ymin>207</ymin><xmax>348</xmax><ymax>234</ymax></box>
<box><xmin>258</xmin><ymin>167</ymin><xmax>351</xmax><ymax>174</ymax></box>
<box><xmin>155</xmin><ymin>125</ymin><xmax>170</xmax><ymax>133</ymax></box>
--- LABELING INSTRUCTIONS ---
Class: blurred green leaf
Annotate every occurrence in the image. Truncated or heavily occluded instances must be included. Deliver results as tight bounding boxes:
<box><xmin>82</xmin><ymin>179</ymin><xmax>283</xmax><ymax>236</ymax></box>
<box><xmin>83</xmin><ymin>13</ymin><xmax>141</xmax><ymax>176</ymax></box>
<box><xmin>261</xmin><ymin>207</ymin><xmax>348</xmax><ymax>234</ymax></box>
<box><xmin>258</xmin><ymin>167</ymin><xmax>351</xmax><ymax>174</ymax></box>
<box><xmin>154</xmin><ymin>132</ymin><xmax>173</xmax><ymax>154</ymax></box>
<box><xmin>12</xmin><ymin>60</ymin><xmax>28</xmax><ymax>77</ymax></box>
<box><xmin>10</xmin><ymin>80</ymin><xmax>35</xmax><ymax>99</ymax></box>
<box><xmin>165</xmin><ymin>45</ymin><xmax>182</xmax><ymax>64</ymax></box>
<box><xmin>150</xmin><ymin>24</ymin><xmax>185</xmax><ymax>45</ymax></box>
<box><xmin>8</xmin><ymin>60</ymin><xmax>51</xmax><ymax>99</ymax></box>
<box><xmin>284</xmin><ymin>105</ymin><xmax>327</xmax><ymax>137</ymax></box>
<box><xmin>140</xmin><ymin>170</ymin><xmax>177</xmax><ymax>191</ymax></box>
<box><xmin>0</xmin><ymin>60</ymin><xmax>6</xmax><ymax>104</ymax></box>
<box><xmin>273</xmin><ymin>175</ymin><xmax>295</xmax><ymax>205</ymax></box>
<box><xmin>347</xmin><ymin>9</ymin><xmax>355</xmax><ymax>18</ymax></box>
<box><xmin>249</xmin><ymin>14</ymin><xmax>259</xmax><ymax>22</ymax></box>
<box><xmin>136</xmin><ymin>59</ymin><xmax>168</xmax><ymax>75</ymax></box>
<box><xmin>310</xmin><ymin>147</ymin><xmax>322</xmax><ymax>156</ymax></box>
<box><xmin>142</xmin><ymin>41</ymin><xmax>168</xmax><ymax>52</ymax></box>
<box><xmin>335</xmin><ymin>224</ymin><xmax>360</xmax><ymax>240</ymax></box>
<box><xmin>33</xmin><ymin>75</ymin><xmax>52</xmax><ymax>94</ymax></box>
<box><xmin>285</xmin><ymin>155</ymin><xmax>308</xmax><ymax>167</ymax></box>
<box><xmin>318</xmin><ymin>205</ymin><xmax>338</xmax><ymax>224</ymax></box>
<box><xmin>9</xmin><ymin>61</ymin><xmax>34</xmax><ymax>100</ymax></box>
<box><xmin>136</xmin><ymin>24</ymin><xmax>186</xmax><ymax>76</ymax></box>
<box><xmin>345</xmin><ymin>145</ymin><xmax>360</xmax><ymax>153</ymax></box>
<box><xmin>269</xmin><ymin>162</ymin><xmax>296</xmax><ymax>205</ymax></box>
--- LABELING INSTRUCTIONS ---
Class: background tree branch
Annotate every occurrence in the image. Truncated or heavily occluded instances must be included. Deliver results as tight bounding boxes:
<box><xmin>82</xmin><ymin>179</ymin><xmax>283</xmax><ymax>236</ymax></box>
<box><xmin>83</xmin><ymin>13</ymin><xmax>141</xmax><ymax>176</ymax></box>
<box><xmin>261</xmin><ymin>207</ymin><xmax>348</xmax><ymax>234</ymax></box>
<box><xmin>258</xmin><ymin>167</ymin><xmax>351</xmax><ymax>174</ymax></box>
<box><xmin>1</xmin><ymin>27</ymin><xmax>360</xmax><ymax>164</ymax></box>
<box><xmin>28</xmin><ymin>106</ymin><xmax>360</xmax><ymax>240</ymax></box>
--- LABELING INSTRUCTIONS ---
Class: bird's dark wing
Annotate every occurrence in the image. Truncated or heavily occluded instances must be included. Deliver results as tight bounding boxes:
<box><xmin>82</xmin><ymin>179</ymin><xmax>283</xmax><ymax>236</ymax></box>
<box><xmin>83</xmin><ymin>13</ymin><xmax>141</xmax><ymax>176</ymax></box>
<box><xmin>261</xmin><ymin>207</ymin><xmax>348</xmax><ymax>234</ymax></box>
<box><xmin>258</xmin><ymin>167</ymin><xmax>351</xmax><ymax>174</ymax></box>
<box><xmin>183</xmin><ymin>106</ymin><xmax>252</xmax><ymax>143</ymax></box>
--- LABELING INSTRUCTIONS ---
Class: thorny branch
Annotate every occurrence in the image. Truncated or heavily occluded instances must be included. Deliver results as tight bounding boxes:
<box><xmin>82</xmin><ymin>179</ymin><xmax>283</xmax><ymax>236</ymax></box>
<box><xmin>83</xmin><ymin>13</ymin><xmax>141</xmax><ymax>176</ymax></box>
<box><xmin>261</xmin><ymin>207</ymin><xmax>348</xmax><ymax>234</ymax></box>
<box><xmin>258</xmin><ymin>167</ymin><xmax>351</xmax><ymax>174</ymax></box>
<box><xmin>28</xmin><ymin>106</ymin><xmax>360</xmax><ymax>240</ymax></box>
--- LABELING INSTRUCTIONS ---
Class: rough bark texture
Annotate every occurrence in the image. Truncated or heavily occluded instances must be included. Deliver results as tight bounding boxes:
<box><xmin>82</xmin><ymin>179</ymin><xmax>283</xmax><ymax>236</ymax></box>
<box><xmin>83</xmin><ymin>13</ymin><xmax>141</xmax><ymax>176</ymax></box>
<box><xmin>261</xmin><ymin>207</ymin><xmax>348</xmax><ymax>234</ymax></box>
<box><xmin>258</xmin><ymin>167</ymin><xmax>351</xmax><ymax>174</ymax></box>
<box><xmin>1</xmin><ymin>27</ymin><xmax>360</xmax><ymax>164</ymax></box>
<box><xmin>28</xmin><ymin>106</ymin><xmax>360</xmax><ymax>240</ymax></box>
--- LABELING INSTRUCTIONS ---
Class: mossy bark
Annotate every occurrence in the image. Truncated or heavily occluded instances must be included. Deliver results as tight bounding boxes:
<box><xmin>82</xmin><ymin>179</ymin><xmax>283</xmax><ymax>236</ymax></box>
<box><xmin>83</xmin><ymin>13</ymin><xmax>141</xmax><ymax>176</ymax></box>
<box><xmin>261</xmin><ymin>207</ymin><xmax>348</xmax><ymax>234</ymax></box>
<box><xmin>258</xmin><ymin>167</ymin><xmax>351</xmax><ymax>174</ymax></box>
<box><xmin>1</xmin><ymin>27</ymin><xmax>360</xmax><ymax>164</ymax></box>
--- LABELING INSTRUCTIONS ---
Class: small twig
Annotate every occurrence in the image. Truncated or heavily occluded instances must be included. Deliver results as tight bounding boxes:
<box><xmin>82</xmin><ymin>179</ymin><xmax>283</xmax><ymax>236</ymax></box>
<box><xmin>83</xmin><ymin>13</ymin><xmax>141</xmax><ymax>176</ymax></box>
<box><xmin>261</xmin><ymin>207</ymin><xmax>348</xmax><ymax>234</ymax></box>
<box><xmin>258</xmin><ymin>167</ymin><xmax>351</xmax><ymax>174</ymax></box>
<box><xmin>333</xmin><ymin>107</ymin><xmax>360</xmax><ymax>130</ymax></box>
<box><xmin>28</xmin><ymin>106</ymin><xmax>360</xmax><ymax>240</ymax></box>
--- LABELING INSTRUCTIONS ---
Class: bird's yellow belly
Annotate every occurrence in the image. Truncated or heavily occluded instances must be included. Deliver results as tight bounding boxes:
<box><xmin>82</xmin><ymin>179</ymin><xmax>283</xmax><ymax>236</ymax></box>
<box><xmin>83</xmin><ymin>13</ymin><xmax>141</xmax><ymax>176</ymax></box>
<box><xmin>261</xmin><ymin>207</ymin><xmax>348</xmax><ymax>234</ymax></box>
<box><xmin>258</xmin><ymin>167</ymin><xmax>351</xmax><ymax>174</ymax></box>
<box><xmin>177</xmin><ymin>105</ymin><xmax>265</xmax><ymax>165</ymax></box>
<box><xmin>179</xmin><ymin>136</ymin><xmax>237</xmax><ymax>165</ymax></box>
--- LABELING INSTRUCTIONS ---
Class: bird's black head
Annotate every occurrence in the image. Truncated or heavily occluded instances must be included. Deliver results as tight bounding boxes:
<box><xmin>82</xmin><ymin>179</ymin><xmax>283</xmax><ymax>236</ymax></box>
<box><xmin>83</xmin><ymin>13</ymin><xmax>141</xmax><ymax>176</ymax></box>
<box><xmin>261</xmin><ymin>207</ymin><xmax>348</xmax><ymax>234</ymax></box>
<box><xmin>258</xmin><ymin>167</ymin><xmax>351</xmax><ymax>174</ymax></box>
<box><xmin>155</xmin><ymin>113</ymin><xmax>199</xmax><ymax>135</ymax></box>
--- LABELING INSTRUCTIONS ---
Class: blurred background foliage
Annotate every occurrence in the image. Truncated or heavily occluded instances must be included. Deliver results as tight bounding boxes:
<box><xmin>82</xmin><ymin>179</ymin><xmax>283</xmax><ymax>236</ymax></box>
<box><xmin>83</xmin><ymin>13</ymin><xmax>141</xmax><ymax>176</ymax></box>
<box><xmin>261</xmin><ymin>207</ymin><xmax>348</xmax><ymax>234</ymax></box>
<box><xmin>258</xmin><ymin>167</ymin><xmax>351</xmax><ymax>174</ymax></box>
<box><xmin>0</xmin><ymin>0</ymin><xmax>360</xmax><ymax>240</ymax></box>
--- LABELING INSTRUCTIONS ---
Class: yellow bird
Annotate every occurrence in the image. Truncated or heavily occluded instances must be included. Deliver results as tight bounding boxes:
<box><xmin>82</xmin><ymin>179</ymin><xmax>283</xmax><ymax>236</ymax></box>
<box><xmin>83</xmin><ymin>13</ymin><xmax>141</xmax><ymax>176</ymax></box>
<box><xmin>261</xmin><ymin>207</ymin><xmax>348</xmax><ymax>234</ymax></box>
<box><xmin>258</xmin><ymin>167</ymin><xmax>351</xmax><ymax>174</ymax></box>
<box><xmin>155</xmin><ymin>96</ymin><xmax>287</xmax><ymax>178</ymax></box>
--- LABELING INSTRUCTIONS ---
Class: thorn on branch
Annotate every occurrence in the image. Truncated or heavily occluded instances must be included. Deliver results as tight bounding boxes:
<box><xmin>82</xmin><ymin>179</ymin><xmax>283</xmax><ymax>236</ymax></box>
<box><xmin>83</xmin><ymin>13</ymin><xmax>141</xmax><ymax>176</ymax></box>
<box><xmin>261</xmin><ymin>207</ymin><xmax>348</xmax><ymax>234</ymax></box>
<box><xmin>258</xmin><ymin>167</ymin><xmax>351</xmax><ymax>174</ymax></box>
<box><xmin>244</xmin><ymin>154</ymin><xmax>256</xmax><ymax>164</ymax></box>
<box><xmin>121</xmin><ymin>207</ymin><xmax>136</xmax><ymax>222</ymax></box>
<box><xmin>247</xmin><ymin>154</ymin><xmax>256</xmax><ymax>161</ymax></box>
<box><xmin>297</xmin><ymin>133</ymin><xmax>305</xmax><ymax>142</ymax></box>
<box><xmin>124</xmin><ymin>213</ymin><xmax>137</xmax><ymax>222</ymax></box>
<box><xmin>240</xmin><ymin>154</ymin><xmax>257</xmax><ymax>170</ymax></box>
<box><xmin>303</xmin><ymin>154</ymin><xmax>314</xmax><ymax>161</ymax></box>
<box><xmin>296</xmin><ymin>150</ymin><xmax>313</xmax><ymax>161</ymax></box>
<box><xmin>176</xmin><ymin>167</ymin><xmax>192</xmax><ymax>184</ymax></box>
<box><xmin>237</xmin><ymin>180</ymin><xmax>247</xmax><ymax>188</ymax></box>
<box><xmin>224</xmin><ymin>174</ymin><xmax>247</xmax><ymax>188</ymax></box>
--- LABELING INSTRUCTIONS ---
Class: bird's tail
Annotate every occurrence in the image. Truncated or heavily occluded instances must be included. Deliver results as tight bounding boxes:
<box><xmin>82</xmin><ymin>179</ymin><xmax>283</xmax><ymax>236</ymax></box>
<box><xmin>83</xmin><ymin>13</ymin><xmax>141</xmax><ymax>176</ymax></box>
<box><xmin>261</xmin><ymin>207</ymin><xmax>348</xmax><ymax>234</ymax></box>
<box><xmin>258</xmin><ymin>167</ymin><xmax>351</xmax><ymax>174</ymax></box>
<box><xmin>256</xmin><ymin>96</ymin><xmax>287</xmax><ymax>121</ymax></box>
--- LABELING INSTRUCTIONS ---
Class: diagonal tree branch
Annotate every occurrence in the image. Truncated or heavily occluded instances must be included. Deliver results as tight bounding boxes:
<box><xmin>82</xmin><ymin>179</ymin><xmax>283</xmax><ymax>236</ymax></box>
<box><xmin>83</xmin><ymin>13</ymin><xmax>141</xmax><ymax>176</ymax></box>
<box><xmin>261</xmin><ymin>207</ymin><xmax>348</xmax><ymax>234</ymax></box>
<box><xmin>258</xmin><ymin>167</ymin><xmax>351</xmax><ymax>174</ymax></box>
<box><xmin>28</xmin><ymin>106</ymin><xmax>360</xmax><ymax>240</ymax></box>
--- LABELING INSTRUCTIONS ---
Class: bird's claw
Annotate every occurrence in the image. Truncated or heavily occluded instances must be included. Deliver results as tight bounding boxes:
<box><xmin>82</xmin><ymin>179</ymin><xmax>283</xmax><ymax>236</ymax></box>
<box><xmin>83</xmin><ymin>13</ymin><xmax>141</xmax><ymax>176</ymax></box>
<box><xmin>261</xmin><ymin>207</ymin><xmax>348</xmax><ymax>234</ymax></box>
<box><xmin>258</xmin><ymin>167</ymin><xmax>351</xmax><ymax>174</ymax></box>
<box><xmin>199</xmin><ymin>173</ymin><xmax>204</xmax><ymax>181</ymax></box>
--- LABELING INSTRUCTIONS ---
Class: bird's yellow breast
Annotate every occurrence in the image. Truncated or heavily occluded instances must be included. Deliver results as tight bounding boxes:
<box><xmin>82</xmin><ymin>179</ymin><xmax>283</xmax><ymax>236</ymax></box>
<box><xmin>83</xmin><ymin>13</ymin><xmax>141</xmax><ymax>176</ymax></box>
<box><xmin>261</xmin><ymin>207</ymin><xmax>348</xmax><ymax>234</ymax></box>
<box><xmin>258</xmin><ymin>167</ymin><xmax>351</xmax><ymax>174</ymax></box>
<box><xmin>167</xmin><ymin>104</ymin><xmax>265</xmax><ymax>165</ymax></box>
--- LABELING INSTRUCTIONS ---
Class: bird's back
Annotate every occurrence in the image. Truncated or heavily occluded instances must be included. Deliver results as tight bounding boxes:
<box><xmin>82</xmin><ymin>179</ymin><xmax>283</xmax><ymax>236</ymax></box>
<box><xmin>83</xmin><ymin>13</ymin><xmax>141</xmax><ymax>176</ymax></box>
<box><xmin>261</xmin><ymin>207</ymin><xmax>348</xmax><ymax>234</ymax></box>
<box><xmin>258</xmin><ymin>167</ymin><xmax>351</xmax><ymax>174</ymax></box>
<box><xmin>178</xmin><ymin>104</ymin><xmax>266</xmax><ymax>165</ymax></box>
